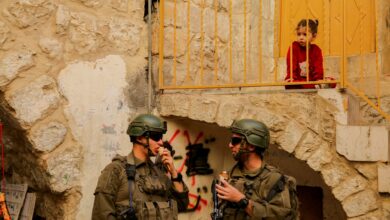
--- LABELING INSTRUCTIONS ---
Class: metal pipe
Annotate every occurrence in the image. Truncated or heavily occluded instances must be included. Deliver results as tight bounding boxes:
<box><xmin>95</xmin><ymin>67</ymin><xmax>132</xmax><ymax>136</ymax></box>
<box><xmin>148</xmin><ymin>0</ymin><xmax>152</xmax><ymax>113</ymax></box>
<box><xmin>158</xmin><ymin>0</ymin><xmax>165</xmax><ymax>91</ymax></box>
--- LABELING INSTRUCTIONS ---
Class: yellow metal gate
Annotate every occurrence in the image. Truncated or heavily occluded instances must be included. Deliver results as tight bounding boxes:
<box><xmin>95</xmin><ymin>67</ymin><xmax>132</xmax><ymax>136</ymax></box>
<box><xmin>280</xmin><ymin>0</ymin><xmax>376</xmax><ymax>57</ymax></box>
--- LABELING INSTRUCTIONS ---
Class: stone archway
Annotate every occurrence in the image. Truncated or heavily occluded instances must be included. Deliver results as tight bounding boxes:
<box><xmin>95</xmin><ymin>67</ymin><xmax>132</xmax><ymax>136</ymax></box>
<box><xmin>159</xmin><ymin>92</ymin><xmax>384</xmax><ymax>219</ymax></box>
<box><xmin>0</xmin><ymin>55</ymin><xmax>148</xmax><ymax>219</ymax></box>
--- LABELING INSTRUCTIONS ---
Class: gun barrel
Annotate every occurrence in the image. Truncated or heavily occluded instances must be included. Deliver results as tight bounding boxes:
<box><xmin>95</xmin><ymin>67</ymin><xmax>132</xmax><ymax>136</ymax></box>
<box><xmin>211</xmin><ymin>179</ymin><xmax>223</xmax><ymax>220</ymax></box>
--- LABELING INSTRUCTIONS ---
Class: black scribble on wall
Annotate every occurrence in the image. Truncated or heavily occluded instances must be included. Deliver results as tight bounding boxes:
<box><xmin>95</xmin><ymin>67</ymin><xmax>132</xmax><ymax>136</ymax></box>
<box><xmin>185</xmin><ymin>143</ymin><xmax>213</xmax><ymax>176</ymax></box>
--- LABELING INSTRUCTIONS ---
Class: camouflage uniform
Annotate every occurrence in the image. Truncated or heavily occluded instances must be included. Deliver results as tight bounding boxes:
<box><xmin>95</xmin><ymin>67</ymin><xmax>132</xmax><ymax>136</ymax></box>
<box><xmin>221</xmin><ymin>162</ymin><xmax>295</xmax><ymax>220</ymax></box>
<box><xmin>92</xmin><ymin>152</ymin><xmax>189</xmax><ymax>220</ymax></box>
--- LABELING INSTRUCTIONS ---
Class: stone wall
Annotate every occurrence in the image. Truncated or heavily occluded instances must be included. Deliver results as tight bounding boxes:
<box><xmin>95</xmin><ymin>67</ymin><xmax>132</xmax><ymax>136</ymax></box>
<box><xmin>0</xmin><ymin>0</ymin><xmax>149</xmax><ymax>219</ymax></box>
<box><xmin>154</xmin><ymin>0</ymin><xmax>277</xmax><ymax>87</ymax></box>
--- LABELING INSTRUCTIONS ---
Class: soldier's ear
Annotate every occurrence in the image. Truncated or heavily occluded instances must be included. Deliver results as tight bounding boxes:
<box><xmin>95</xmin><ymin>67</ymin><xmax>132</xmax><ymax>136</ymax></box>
<box><xmin>136</xmin><ymin>136</ymin><xmax>144</xmax><ymax>142</ymax></box>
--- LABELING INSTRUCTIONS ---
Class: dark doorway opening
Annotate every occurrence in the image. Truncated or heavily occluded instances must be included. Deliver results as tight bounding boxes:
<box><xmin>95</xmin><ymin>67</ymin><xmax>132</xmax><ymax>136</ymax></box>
<box><xmin>297</xmin><ymin>185</ymin><xmax>323</xmax><ymax>220</ymax></box>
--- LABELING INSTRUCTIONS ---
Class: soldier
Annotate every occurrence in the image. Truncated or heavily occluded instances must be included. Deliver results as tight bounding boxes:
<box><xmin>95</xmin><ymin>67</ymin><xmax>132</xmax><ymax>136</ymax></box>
<box><xmin>92</xmin><ymin>114</ymin><xmax>189</xmax><ymax>219</ymax></box>
<box><xmin>215</xmin><ymin>119</ymin><xmax>298</xmax><ymax>220</ymax></box>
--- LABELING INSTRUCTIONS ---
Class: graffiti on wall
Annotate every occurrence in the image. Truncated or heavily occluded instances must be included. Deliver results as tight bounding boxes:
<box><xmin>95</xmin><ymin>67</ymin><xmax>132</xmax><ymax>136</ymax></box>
<box><xmin>164</xmin><ymin>128</ymin><xmax>218</xmax><ymax>213</ymax></box>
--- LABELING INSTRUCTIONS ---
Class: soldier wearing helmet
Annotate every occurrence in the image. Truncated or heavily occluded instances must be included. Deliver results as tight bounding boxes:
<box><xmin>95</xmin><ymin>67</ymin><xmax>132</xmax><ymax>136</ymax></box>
<box><xmin>215</xmin><ymin>119</ymin><xmax>298</xmax><ymax>220</ymax></box>
<box><xmin>92</xmin><ymin>114</ymin><xmax>189</xmax><ymax>220</ymax></box>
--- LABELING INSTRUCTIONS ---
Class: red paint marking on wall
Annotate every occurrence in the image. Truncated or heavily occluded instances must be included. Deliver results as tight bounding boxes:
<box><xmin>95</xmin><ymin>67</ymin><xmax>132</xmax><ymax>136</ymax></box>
<box><xmin>194</xmin><ymin>132</ymin><xmax>204</xmax><ymax>144</ymax></box>
<box><xmin>169</xmin><ymin>129</ymin><xmax>180</xmax><ymax>144</ymax></box>
<box><xmin>183</xmin><ymin>130</ymin><xmax>191</xmax><ymax>144</ymax></box>
<box><xmin>191</xmin><ymin>175</ymin><xmax>196</xmax><ymax>186</ymax></box>
<box><xmin>188</xmin><ymin>203</ymin><xmax>202</xmax><ymax>211</ymax></box>
<box><xmin>188</xmin><ymin>193</ymin><xmax>208</xmax><ymax>205</ymax></box>
<box><xmin>177</xmin><ymin>156</ymin><xmax>187</xmax><ymax>173</ymax></box>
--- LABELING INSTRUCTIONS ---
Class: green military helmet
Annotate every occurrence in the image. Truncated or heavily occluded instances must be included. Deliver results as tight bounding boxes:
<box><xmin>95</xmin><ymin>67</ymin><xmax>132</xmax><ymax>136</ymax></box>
<box><xmin>230</xmin><ymin>119</ymin><xmax>270</xmax><ymax>149</ymax></box>
<box><xmin>127</xmin><ymin>114</ymin><xmax>167</xmax><ymax>137</ymax></box>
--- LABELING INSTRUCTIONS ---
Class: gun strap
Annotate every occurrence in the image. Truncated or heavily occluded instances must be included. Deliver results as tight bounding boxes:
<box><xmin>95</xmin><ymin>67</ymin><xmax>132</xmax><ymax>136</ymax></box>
<box><xmin>125</xmin><ymin>154</ymin><xmax>137</xmax><ymax>209</ymax></box>
<box><xmin>265</xmin><ymin>174</ymin><xmax>285</xmax><ymax>202</ymax></box>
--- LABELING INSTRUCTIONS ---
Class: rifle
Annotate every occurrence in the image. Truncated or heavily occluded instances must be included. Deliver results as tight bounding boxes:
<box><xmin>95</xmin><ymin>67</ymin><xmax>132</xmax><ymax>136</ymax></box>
<box><xmin>119</xmin><ymin>207</ymin><xmax>137</xmax><ymax>220</ymax></box>
<box><xmin>211</xmin><ymin>179</ymin><xmax>223</xmax><ymax>220</ymax></box>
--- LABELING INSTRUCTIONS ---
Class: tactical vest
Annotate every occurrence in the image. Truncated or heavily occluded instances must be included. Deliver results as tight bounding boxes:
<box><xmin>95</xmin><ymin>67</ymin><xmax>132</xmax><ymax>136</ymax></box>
<box><xmin>115</xmin><ymin>155</ymin><xmax>178</xmax><ymax>220</ymax></box>
<box><xmin>221</xmin><ymin>164</ymin><xmax>297</xmax><ymax>220</ymax></box>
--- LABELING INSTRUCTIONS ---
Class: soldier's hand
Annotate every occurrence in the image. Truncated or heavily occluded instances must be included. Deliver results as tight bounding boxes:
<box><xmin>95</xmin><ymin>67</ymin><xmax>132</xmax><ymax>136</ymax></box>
<box><xmin>215</xmin><ymin>179</ymin><xmax>245</xmax><ymax>203</ymax></box>
<box><xmin>161</xmin><ymin>148</ymin><xmax>176</xmax><ymax>175</ymax></box>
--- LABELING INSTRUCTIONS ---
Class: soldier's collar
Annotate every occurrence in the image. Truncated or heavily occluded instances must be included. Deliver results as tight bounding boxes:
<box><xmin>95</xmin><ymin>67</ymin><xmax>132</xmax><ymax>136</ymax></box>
<box><xmin>230</xmin><ymin>162</ymin><xmax>266</xmax><ymax>179</ymax></box>
<box><xmin>128</xmin><ymin>152</ymin><xmax>151</xmax><ymax>167</ymax></box>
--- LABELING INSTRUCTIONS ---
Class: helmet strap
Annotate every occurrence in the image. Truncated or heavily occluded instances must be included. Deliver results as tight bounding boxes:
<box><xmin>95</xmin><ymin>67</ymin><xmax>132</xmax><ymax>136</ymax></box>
<box><xmin>135</xmin><ymin>138</ymin><xmax>155</xmax><ymax>156</ymax></box>
<box><xmin>135</xmin><ymin>137</ymin><xmax>149</xmax><ymax>148</ymax></box>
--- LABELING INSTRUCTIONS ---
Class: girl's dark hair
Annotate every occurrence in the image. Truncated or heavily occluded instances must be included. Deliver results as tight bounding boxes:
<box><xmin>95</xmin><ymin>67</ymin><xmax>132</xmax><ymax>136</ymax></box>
<box><xmin>296</xmin><ymin>19</ymin><xmax>319</xmax><ymax>35</ymax></box>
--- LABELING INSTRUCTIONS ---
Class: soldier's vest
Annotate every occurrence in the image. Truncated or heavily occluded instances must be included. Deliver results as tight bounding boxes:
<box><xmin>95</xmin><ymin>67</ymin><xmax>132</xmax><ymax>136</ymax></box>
<box><xmin>115</xmin><ymin>155</ymin><xmax>178</xmax><ymax>220</ymax></box>
<box><xmin>221</xmin><ymin>164</ymin><xmax>298</xmax><ymax>220</ymax></box>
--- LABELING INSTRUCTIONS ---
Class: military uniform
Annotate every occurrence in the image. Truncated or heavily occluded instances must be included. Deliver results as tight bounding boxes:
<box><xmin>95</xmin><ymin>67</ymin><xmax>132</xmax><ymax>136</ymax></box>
<box><xmin>221</xmin><ymin>163</ymin><xmax>295</xmax><ymax>220</ymax></box>
<box><xmin>92</xmin><ymin>152</ymin><xmax>189</xmax><ymax>220</ymax></box>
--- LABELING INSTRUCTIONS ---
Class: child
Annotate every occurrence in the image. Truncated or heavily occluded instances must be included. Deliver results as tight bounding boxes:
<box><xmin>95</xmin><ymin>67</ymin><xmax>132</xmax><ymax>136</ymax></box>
<box><xmin>285</xmin><ymin>19</ymin><xmax>324</xmax><ymax>89</ymax></box>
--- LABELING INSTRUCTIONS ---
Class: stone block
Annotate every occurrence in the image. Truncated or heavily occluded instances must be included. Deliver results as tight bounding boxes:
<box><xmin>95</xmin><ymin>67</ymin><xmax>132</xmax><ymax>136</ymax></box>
<box><xmin>107</xmin><ymin>17</ymin><xmax>143</xmax><ymax>56</ymax></box>
<box><xmin>163</xmin><ymin>1</ymin><xmax>185</xmax><ymax>28</ymax></box>
<box><xmin>39</xmin><ymin>38</ymin><xmax>63</xmax><ymax>59</ymax></box>
<box><xmin>354</xmin><ymin>163</ymin><xmax>378</xmax><ymax>180</ymax></box>
<box><xmin>348</xmin><ymin>210</ymin><xmax>384</xmax><ymax>220</ymax></box>
<box><xmin>378</xmin><ymin>164</ymin><xmax>390</xmax><ymax>193</ymax></box>
<box><xmin>240</xmin><ymin>106</ymin><xmax>260</xmax><ymax>120</ymax></box>
<box><xmin>110</xmin><ymin>0</ymin><xmax>128</xmax><ymax>12</ymax></box>
<box><xmin>317</xmin><ymin>89</ymin><xmax>348</xmax><ymax>125</ymax></box>
<box><xmin>0</xmin><ymin>50</ymin><xmax>35</xmax><ymax>87</ymax></box>
<box><xmin>67</xmin><ymin>12</ymin><xmax>100</xmax><ymax>55</ymax></box>
<box><xmin>294</xmin><ymin>132</ymin><xmax>322</xmax><ymax>161</ymax></box>
<box><xmin>0</xmin><ymin>21</ymin><xmax>10</xmax><ymax>49</ymax></box>
<box><xmin>255</xmin><ymin>108</ymin><xmax>286</xmax><ymax>133</ymax></box>
<box><xmin>3</xmin><ymin>0</ymin><xmax>56</xmax><ymax>28</ymax></box>
<box><xmin>126</xmin><ymin>0</ymin><xmax>145</xmax><ymax>19</ymax></box>
<box><xmin>307</xmin><ymin>142</ymin><xmax>332</xmax><ymax>171</ymax></box>
<box><xmin>342</xmin><ymin>190</ymin><xmax>378</xmax><ymax>217</ymax></box>
<box><xmin>321</xmin><ymin>161</ymin><xmax>354</xmax><ymax>187</ymax></box>
<box><xmin>189</xmin><ymin>96</ymin><xmax>219</xmax><ymax>123</ymax></box>
<box><xmin>55</xmin><ymin>5</ymin><xmax>71</xmax><ymax>34</ymax></box>
<box><xmin>159</xmin><ymin>94</ymin><xmax>190</xmax><ymax>118</ymax></box>
<box><xmin>162</xmin><ymin>27</ymin><xmax>187</xmax><ymax>58</ymax></box>
<box><xmin>7</xmin><ymin>75</ymin><xmax>60</xmax><ymax>126</ymax></box>
<box><xmin>383</xmin><ymin>199</ymin><xmax>390</xmax><ymax>220</ymax></box>
<box><xmin>336</xmin><ymin>125</ymin><xmax>389</xmax><ymax>162</ymax></box>
<box><xmin>46</xmin><ymin>147</ymin><xmax>81</xmax><ymax>193</ymax></box>
<box><xmin>332</xmin><ymin>175</ymin><xmax>368</xmax><ymax>201</ymax></box>
<box><xmin>30</xmin><ymin>122</ymin><xmax>67</xmax><ymax>153</ymax></box>
<box><xmin>216</xmin><ymin>101</ymin><xmax>242</xmax><ymax>127</ymax></box>
<box><xmin>77</xmin><ymin>0</ymin><xmax>104</xmax><ymax>8</ymax></box>
<box><xmin>276</xmin><ymin>120</ymin><xmax>306</xmax><ymax>153</ymax></box>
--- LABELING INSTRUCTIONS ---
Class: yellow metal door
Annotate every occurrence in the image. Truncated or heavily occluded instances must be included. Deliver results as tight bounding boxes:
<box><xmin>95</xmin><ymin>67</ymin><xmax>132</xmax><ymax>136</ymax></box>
<box><xmin>280</xmin><ymin>0</ymin><xmax>376</xmax><ymax>57</ymax></box>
